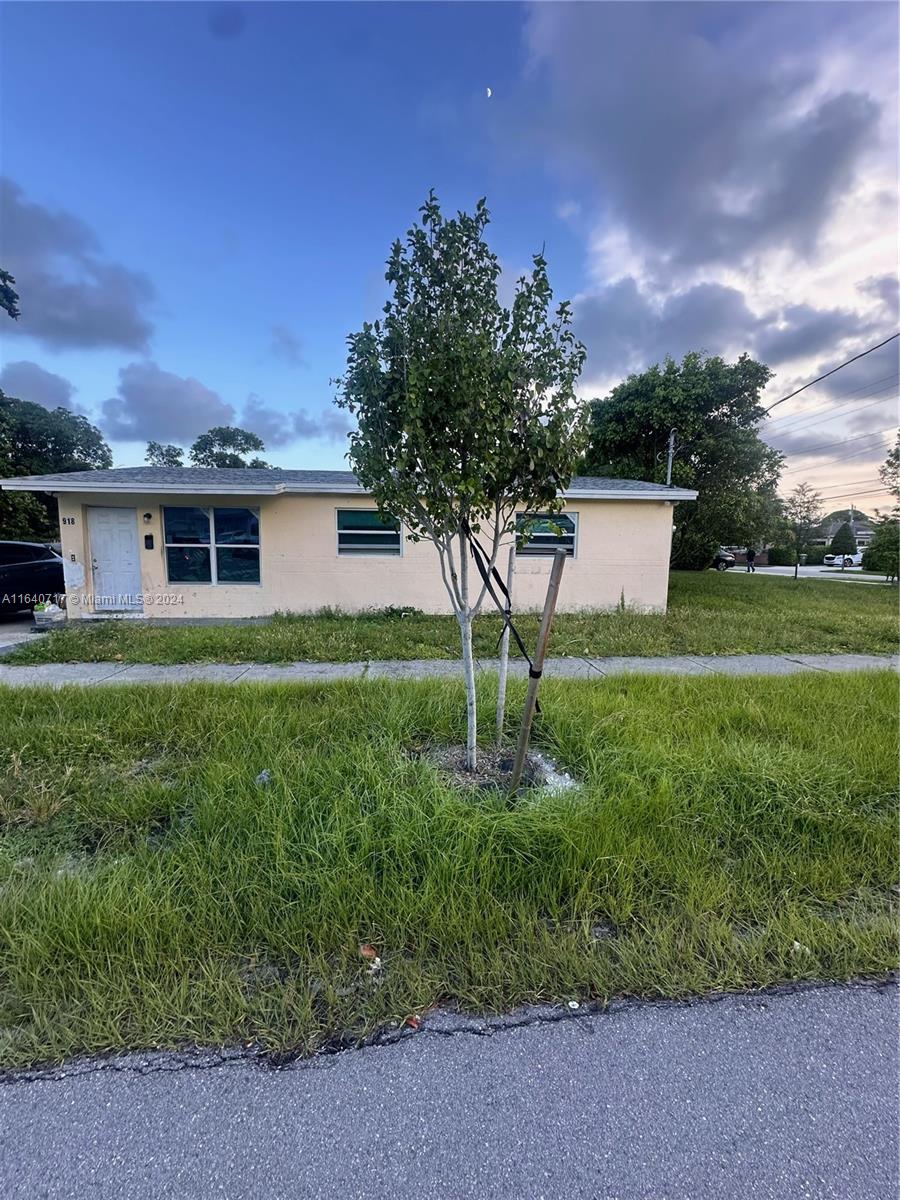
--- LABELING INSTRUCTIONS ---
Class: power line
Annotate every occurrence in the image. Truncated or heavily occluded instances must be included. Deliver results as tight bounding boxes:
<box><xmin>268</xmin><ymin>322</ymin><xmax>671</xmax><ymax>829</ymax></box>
<box><xmin>810</xmin><ymin>488</ymin><xmax>893</xmax><ymax>503</ymax></box>
<box><xmin>811</xmin><ymin>476</ymin><xmax>882</xmax><ymax>492</ymax></box>
<box><xmin>763</xmin><ymin>376</ymin><xmax>897</xmax><ymax>434</ymax></box>
<box><xmin>816</xmin><ymin>481</ymin><xmax>882</xmax><ymax>499</ymax></box>
<box><xmin>764</xmin><ymin>382</ymin><xmax>898</xmax><ymax>434</ymax></box>
<box><xmin>781</xmin><ymin>437</ymin><xmax>894</xmax><ymax>478</ymax></box>
<box><xmin>763</xmin><ymin>333</ymin><xmax>900</xmax><ymax>414</ymax></box>
<box><xmin>773</xmin><ymin>424</ymin><xmax>897</xmax><ymax>461</ymax></box>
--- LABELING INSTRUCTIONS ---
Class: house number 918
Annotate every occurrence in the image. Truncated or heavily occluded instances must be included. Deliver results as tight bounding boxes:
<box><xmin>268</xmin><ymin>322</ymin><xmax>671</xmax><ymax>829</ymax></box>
<box><xmin>61</xmin><ymin>517</ymin><xmax>76</xmax><ymax>525</ymax></box>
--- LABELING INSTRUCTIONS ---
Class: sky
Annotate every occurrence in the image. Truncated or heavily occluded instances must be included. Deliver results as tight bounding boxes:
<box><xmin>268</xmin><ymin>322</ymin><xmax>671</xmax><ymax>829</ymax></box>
<box><xmin>1</xmin><ymin>0</ymin><xmax>897</xmax><ymax>515</ymax></box>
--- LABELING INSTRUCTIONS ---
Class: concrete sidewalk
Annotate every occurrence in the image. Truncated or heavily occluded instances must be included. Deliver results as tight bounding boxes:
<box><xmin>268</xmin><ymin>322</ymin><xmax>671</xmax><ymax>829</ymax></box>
<box><xmin>0</xmin><ymin>652</ymin><xmax>895</xmax><ymax>687</ymax></box>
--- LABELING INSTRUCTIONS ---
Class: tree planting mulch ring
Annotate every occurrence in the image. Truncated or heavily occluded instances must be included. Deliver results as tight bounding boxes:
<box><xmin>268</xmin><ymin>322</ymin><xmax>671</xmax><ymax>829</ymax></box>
<box><xmin>413</xmin><ymin>743</ymin><xmax>581</xmax><ymax>800</ymax></box>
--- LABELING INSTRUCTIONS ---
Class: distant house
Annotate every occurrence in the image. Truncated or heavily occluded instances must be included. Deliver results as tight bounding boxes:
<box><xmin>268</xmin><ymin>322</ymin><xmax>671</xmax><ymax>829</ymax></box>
<box><xmin>812</xmin><ymin>509</ymin><xmax>876</xmax><ymax>549</ymax></box>
<box><xmin>0</xmin><ymin>468</ymin><xmax>697</xmax><ymax>619</ymax></box>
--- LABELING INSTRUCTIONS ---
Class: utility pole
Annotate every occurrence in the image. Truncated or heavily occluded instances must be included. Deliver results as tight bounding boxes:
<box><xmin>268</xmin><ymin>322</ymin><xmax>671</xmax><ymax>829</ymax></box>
<box><xmin>665</xmin><ymin>428</ymin><xmax>677</xmax><ymax>486</ymax></box>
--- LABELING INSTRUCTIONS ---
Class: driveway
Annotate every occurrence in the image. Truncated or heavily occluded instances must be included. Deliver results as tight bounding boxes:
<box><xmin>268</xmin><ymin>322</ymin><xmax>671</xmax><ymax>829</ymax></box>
<box><xmin>0</xmin><ymin>611</ymin><xmax>38</xmax><ymax>654</ymax></box>
<box><xmin>1</xmin><ymin>980</ymin><xmax>896</xmax><ymax>1200</ymax></box>
<box><xmin>725</xmin><ymin>565</ymin><xmax>890</xmax><ymax>584</ymax></box>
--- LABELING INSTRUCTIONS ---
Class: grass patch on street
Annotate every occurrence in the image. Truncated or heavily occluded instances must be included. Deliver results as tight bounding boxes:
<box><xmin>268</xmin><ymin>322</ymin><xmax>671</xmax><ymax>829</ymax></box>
<box><xmin>0</xmin><ymin>671</ymin><xmax>896</xmax><ymax>1067</ymax></box>
<box><xmin>6</xmin><ymin>571</ymin><xmax>899</xmax><ymax>665</ymax></box>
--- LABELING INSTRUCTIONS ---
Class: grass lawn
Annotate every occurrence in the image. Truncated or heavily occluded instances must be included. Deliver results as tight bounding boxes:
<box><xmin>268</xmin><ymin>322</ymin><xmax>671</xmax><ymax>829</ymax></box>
<box><xmin>0</xmin><ymin>671</ymin><xmax>896</xmax><ymax>1068</ymax></box>
<box><xmin>5</xmin><ymin>571</ymin><xmax>898</xmax><ymax>665</ymax></box>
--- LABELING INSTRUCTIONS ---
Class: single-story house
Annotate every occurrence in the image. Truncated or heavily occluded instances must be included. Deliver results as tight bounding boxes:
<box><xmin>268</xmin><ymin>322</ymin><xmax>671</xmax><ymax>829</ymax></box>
<box><xmin>0</xmin><ymin>467</ymin><xmax>697</xmax><ymax>619</ymax></box>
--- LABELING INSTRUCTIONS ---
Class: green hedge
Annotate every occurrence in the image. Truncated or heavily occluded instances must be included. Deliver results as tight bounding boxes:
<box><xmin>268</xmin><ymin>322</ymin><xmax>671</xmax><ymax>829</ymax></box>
<box><xmin>767</xmin><ymin>545</ymin><xmax>797</xmax><ymax>566</ymax></box>
<box><xmin>801</xmin><ymin>545</ymin><xmax>826</xmax><ymax>565</ymax></box>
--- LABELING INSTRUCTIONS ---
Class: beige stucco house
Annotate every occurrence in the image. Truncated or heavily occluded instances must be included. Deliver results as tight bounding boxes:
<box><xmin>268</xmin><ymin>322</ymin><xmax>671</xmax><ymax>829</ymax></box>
<box><xmin>0</xmin><ymin>467</ymin><xmax>696</xmax><ymax>619</ymax></box>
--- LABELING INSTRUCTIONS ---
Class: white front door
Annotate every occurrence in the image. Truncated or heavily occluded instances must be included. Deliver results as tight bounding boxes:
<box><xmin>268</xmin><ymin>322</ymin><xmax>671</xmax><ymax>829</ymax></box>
<box><xmin>87</xmin><ymin>507</ymin><xmax>143</xmax><ymax>611</ymax></box>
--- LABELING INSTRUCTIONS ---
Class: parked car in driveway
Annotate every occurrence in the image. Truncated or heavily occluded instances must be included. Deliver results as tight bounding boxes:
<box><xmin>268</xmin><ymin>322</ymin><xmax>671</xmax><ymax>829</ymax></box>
<box><xmin>824</xmin><ymin>551</ymin><xmax>863</xmax><ymax>567</ymax></box>
<box><xmin>0</xmin><ymin>541</ymin><xmax>65</xmax><ymax>612</ymax></box>
<box><xmin>712</xmin><ymin>548</ymin><xmax>736</xmax><ymax>571</ymax></box>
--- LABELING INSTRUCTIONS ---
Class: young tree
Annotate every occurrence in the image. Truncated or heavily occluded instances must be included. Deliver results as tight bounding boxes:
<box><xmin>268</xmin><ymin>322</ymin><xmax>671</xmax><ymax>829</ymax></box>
<box><xmin>146</xmin><ymin>441</ymin><xmax>184</xmax><ymax>468</ymax></box>
<box><xmin>783</xmin><ymin>482</ymin><xmax>823</xmax><ymax>553</ymax></box>
<box><xmin>829</xmin><ymin>522</ymin><xmax>857</xmax><ymax>556</ymax></box>
<box><xmin>189</xmin><ymin>426</ymin><xmax>269</xmax><ymax>468</ymax></box>
<box><xmin>337</xmin><ymin>193</ymin><xmax>586</xmax><ymax>770</ymax></box>
<box><xmin>583</xmin><ymin>352</ymin><xmax>782</xmax><ymax>568</ymax></box>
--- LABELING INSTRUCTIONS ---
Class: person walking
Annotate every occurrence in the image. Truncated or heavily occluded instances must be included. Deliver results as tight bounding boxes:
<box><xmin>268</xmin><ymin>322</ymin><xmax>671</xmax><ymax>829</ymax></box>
<box><xmin>746</xmin><ymin>546</ymin><xmax>756</xmax><ymax>573</ymax></box>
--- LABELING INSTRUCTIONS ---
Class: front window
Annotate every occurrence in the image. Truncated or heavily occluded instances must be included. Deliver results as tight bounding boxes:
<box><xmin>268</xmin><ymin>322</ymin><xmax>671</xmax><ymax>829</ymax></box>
<box><xmin>516</xmin><ymin>512</ymin><xmax>577</xmax><ymax>557</ymax></box>
<box><xmin>164</xmin><ymin>506</ymin><xmax>260</xmax><ymax>583</ymax></box>
<box><xmin>336</xmin><ymin>509</ymin><xmax>401</xmax><ymax>555</ymax></box>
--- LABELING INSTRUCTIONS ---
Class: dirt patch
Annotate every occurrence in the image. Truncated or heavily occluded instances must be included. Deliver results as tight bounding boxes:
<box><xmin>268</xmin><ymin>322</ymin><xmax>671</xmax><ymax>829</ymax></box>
<box><xmin>414</xmin><ymin>743</ymin><xmax>580</xmax><ymax>798</ymax></box>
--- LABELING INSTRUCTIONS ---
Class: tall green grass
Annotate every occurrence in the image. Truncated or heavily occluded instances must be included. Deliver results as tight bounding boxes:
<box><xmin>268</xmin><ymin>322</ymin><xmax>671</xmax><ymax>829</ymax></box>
<box><xmin>0</xmin><ymin>671</ymin><xmax>896</xmax><ymax>1067</ymax></box>
<box><xmin>6</xmin><ymin>571</ymin><xmax>898</xmax><ymax>665</ymax></box>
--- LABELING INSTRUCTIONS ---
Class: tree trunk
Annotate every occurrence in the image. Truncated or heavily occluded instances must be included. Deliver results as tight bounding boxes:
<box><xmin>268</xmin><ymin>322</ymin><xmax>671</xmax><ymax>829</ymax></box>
<box><xmin>458</xmin><ymin>533</ymin><xmax>477</xmax><ymax>772</ymax></box>
<box><xmin>459</xmin><ymin>611</ymin><xmax>477</xmax><ymax>772</ymax></box>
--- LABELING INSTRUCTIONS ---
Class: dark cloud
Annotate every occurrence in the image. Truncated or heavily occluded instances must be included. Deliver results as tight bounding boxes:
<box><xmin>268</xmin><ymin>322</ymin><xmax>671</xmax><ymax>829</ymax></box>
<box><xmin>207</xmin><ymin>3</ymin><xmax>246</xmax><ymax>39</ymax></box>
<box><xmin>100</xmin><ymin>365</ymin><xmax>350</xmax><ymax>448</ymax></box>
<box><xmin>523</xmin><ymin>4</ymin><xmax>888</xmax><ymax>270</ymax></box>
<box><xmin>858</xmin><ymin>274</ymin><xmax>899</xmax><ymax>321</ymax></box>
<box><xmin>575</xmin><ymin>278</ymin><xmax>871</xmax><ymax>383</ymax></box>
<box><xmin>291</xmin><ymin>406</ymin><xmax>351</xmax><ymax>443</ymax></box>
<box><xmin>809</xmin><ymin>337</ymin><xmax>900</xmax><ymax>400</ymax></box>
<box><xmin>0</xmin><ymin>179</ymin><xmax>155</xmax><ymax>351</ymax></box>
<box><xmin>575</xmin><ymin>279</ymin><xmax>757</xmax><ymax>380</ymax></box>
<box><xmin>241</xmin><ymin>394</ymin><xmax>295</xmax><ymax>447</ymax></box>
<box><xmin>755</xmin><ymin>304</ymin><xmax>874</xmax><ymax>367</ymax></box>
<box><xmin>243</xmin><ymin>394</ymin><xmax>351</xmax><ymax>445</ymax></box>
<box><xmin>269</xmin><ymin>324</ymin><xmax>306</xmax><ymax>367</ymax></box>
<box><xmin>102</xmin><ymin>362</ymin><xmax>234</xmax><ymax>443</ymax></box>
<box><xmin>0</xmin><ymin>360</ymin><xmax>77</xmax><ymax>410</ymax></box>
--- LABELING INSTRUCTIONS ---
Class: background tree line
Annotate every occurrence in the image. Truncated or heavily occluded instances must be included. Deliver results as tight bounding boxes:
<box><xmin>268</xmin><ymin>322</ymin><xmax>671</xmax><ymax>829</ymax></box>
<box><xmin>2</xmin><ymin>253</ymin><xmax>896</xmax><ymax>578</ymax></box>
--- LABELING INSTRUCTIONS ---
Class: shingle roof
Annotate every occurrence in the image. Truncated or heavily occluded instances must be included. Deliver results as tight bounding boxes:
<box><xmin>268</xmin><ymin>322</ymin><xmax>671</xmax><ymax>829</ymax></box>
<box><xmin>0</xmin><ymin>466</ymin><xmax>697</xmax><ymax>501</ymax></box>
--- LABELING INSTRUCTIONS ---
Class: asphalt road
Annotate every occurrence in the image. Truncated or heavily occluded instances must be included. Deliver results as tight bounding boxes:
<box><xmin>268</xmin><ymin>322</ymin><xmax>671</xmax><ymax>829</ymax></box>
<box><xmin>727</xmin><ymin>565</ymin><xmax>888</xmax><ymax>584</ymax></box>
<box><xmin>1</xmin><ymin>980</ymin><xmax>896</xmax><ymax>1200</ymax></box>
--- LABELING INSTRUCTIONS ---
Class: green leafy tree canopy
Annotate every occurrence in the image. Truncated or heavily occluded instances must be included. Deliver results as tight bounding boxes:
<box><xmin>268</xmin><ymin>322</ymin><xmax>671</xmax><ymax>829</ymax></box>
<box><xmin>146</xmin><ymin>441</ymin><xmax>185</xmax><ymax>468</ymax></box>
<box><xmin>861</xmin><ymin>519</ymin><xmax>899</xmax><ymax>580</ymax></box>
<box><xmin>829</xmin><ymin>522</ymin><xmax>857</xmax><ymax>555</ymax></box>
<box><xmin>0</xmin><ymin>268</ymin><xmax>20</xmax><ymax>321</ymax></box>
<box><xmin>0</xmin><ymin>389</ymin><xmax>112</xmax><ymax>539</ymax></box>
<box><xmin>189</xmin><ymin>426</ymin><xmax>268</xmax><ymax>469</ymax></box>
<box><xmin>783</xmin><ymin>482</ymin><xmax>824</xmax><ymax>553</ymax></box>
<box><xmin>584</xmin><ymin>352</ymin><xmax>783</xmax><ymax>569</ymax></box>
<box><xmin>878</xmin><ymin>432</ymin><xmax>899</xmax><ymax>508</ymax></box>
<box><xmin>336</xmin><ymin>191</ymin><xmax>586</xmax><ymax>769</ymax></box>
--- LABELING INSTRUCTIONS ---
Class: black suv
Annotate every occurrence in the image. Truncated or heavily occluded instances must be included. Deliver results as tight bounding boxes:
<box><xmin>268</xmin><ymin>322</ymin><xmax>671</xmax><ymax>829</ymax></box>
<box><xmin>712</xmin><ymin>548</ymin><xmax>736</xmax><ymax>571</ymax></box>
<box><xmin>0</xmin><ymin>541</ymin><xmax>65</xmax><ymax>612</ymax></box>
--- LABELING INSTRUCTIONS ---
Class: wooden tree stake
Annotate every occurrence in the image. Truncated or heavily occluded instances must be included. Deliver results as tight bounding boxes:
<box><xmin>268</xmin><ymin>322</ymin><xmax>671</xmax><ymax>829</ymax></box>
<box><xmin>495</xmin><ymin>544</ymin><xmax>516</xmax><ymax>747</ymax></box>
<box><xmin>508</xmin><ymin>548</ymin><xmax>567</xmax><ymax>795</ymax></box>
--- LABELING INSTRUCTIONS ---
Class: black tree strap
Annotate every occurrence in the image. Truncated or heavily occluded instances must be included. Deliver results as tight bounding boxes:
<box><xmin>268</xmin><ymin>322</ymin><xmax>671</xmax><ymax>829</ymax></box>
<box><xmin>461</xmin><ymin>520</ymin><xmax>542</xmax><ymax>713</ymax></box>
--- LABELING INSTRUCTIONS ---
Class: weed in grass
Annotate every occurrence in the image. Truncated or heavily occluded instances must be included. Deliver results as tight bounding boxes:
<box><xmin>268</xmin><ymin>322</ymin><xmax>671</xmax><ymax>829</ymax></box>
<box><xmin>0</xmin><ymin>670</ymin><xmax>895</xmax><ymax>1068</ymax></box>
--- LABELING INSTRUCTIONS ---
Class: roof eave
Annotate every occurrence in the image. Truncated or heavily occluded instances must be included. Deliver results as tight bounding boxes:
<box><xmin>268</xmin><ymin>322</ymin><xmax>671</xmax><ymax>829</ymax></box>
<box><xmin>0</xmin><ymin>479</ymin><xmax>697</xmax><ymax>501</ymax></box>
<box><xmin>0</xmin><ymin>480</ymin><xmax>289</xmax><ymax>495</ymax></box>
<box><xmin>562</xmin><ymin>488</ymin><xmax>698</xmax><ymax>501</ymax></box>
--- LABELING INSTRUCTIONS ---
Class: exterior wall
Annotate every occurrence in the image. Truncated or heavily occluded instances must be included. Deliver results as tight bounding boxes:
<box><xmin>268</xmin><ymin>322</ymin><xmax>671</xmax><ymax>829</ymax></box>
<box><xmin>56</xmin><ymin>491</ymin><xmax>677</xmax><ymax>618</ymax></box>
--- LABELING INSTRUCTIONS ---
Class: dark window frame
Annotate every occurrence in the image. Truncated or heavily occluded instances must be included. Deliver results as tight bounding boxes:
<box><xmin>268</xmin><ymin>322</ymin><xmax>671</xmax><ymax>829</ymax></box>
<box><xmin>336</xmin><ymin>508</ymin><xmax>402</xmax><ymax>557</ymax></box>
<box><xmin>515</xmin><ymin>512</ymin><xmax>578</xmax><ymax>558</ymax></box>
<box><xmin>163</xmin><ymin>506</ymin><xmax>261</xmax><ymax>584</ymax></box>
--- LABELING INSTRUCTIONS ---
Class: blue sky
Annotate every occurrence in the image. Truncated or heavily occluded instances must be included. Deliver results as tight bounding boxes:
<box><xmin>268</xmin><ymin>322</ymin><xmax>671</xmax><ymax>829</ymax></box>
<box><xmin>1</xmin><ymin>2</ymin><xmax>897</xmax><ymax>510</ymax></box>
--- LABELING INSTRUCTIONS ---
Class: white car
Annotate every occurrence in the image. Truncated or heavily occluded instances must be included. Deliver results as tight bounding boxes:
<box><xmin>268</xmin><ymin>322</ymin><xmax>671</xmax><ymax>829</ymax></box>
<box><xmin>823</xmin><ymin>551</ymin><xmax>863</xmax><ymax>567</ymax></box>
